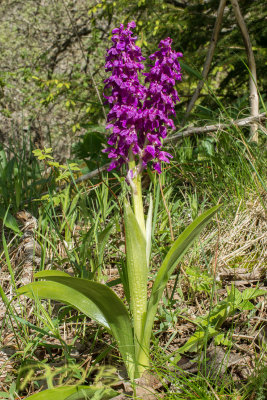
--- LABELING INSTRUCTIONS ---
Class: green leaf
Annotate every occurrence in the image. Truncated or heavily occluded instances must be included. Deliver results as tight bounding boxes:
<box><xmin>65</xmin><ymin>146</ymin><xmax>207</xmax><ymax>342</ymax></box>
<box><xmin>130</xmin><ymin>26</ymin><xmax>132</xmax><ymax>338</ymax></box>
<box><xmin>238</xmin><ymin>300</ymin><xmax>255</xmax><ymax>310</ymax></box>
<box><xmin>97</xmin><ymin>223</ymin><xmax>113</xmax><ymax>265</ymax></box>
<box><xmin>143</xmin><ymin>205</ymin><xmax>221</xmax><ymax>350</ymax></box>
<box><xmin>14</xmin><ymin>315</ymin><xmax>60</xmax><ymax>338</ymax></box>
<box><xmin>35</xmin><ymin>270</ymin><xmax>72</xmax><ymax>278</ymax></box>
<box><xmin>178</xmin><ymin>326</ymin><xmax>218</xmax><ymax>354</ymax></box>
<box><xmin>65</xmin><ymin>387</ymin><xmax>118</xmax><ymax>400</ymax></box>
<box><xmin>74</xmin><ymin>131</ymin><xmax>105</xmax><ymax>159</ymax></box>
<box><xmin>18</xmin><ymin>274</ymin><xmax>135</xmax><ymax>380</ymax></box>
<box><xmin>227</xmin><ymin>286</ymin><xmax>243</xmax><ymax>307</ymax></box>
<box><xmin>179</xmin><ymin>60</ymin><xmax>203</xmax><ymax>80</ymax></box>
<box><xmin>24</xmin><ymin>385</ymin><xmax>117</xmax><ymax>400</ymax></box>
<box><xmin>106</xmin><ymin>277</ymin><xmax>122</xmax><ymax>287</ymax></box>
<box><xmin>241</xmin><ymin>287</ymin><xmax>266</xmax><ymax>301</ymax></box>
<box><xmin>0</xmin><ymin>145</ymin><xmax>7</xmax><ymax>170</ymax></box>
<box><xmin>179</xmin><ymin>330</ymin><xmax>206</xmax><ymax>354</ymax></box>
<box><xmin>0</xmin><ymin>209</ymin><xmax>22</xmax><ymax>235</ymax></box>
<box><xmin>214</xmin><ymin>333</ymin><xmax>231</xmax><ymax>346</ymax></box>
<box><xmin>0</xmin><ymin>392</ymin><xmax>9</xmax><ymax>399</ymax></box>
<box><xmin>18</xmin><ymin>279</ymin><xmax>109</xmax><ymax>329</ymax></box>
<box><xmin>197</xmin><ymin>300</ymin><xmax>230</xmax><ymax>328</ymax></box>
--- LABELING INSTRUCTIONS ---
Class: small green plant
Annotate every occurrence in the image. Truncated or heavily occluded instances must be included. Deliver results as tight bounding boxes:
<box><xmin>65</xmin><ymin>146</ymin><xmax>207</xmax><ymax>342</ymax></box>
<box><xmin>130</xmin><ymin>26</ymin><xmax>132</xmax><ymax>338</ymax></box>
<box><xmin>185</xmin><ymin>266</ymin><xmax>217</xmax><ymax>294</ymax></box>
<box><xmin>174</xmin><ymin>286</ymin><xmax>266</xmax><ymax>356</ymax></box>
<box><xmin>32</xmin><ymin>147</ymin><xmax>80</xmax><ymax>186</ymax></box>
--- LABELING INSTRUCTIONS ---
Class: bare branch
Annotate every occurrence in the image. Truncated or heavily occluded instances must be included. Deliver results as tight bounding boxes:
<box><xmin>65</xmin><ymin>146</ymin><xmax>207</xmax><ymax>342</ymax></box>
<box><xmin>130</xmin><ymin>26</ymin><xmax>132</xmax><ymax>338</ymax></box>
<box><xmin>48</xmin><ymin>25</ymin><xmax>91</xmax><ymax>72</ymax></box>
<box><xmin>75</xmin><ymin>164</ymin><xmax>109</xmax><ymax>183</ymax></box>
<box><xmin>165</xmin><ymin>112</ymin><xmax>266</xmax><ymax>143</ymax></box>
<box><xmin>183</xmin><ymin>0</ymin><xmax>227</xmax><ymax>120</ymax></box>
<box><xmin>230</xmin><ymin>0</ymin><xmax>259</xmax><ymax>142</ymax></box>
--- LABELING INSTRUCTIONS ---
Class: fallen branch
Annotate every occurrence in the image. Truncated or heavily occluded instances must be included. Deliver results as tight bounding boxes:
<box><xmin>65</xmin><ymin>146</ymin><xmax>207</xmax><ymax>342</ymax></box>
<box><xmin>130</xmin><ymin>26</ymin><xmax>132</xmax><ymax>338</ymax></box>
<box><xmin>75</xmin><ymin>163</ymin><xmax>109</xmax><ymax>183</ymax></box>
<box><xmin>71</xmin><ymin>113</ymin><xmax>266</xmax><ymax>185</ymax></box>
<box><xmin>165</xmin><ymin>112</ymin><xmax>266</xmax><ymax>143</ymax></box>
<box><xmin>28</xmin><ymin>112</ymin><xmax>265</xmax><ymax>202</ymax></box>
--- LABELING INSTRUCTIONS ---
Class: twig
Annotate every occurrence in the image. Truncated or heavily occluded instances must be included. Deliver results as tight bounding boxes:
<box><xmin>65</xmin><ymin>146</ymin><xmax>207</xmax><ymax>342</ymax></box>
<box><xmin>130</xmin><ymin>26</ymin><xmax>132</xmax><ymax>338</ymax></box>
<box><xmin>75</xmin><ymin>163</ymin><xmax>109</xmax><ymax>184</ymax></box>
<box><xmin>165</xmin><ymin>112</ymin><xmax>266</xmax><ymax>143</ymax></box>
<box><xmin>183</xmin><ymin>0</ymin><xmax>227</xmax><ymax>121</ymax></box>
<box><xmin>232</xmin><ymin>333</ymin><xmax>255</xmax><ymax>340</ymax></box>
<box><xmin>230</xmin><ymin>0</ymin><xmax>259</xmax><ymax>142</ymax></box>
<box><xmin>232</xmin><ymin>342</ymin><xmax>255</xmax><ymax>357</ymax></box>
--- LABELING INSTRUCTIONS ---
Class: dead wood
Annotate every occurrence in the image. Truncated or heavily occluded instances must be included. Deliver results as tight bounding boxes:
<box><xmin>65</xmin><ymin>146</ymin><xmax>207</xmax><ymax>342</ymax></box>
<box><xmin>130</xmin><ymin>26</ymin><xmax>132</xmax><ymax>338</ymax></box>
<box><xmin>218</xmin><ymin>267</ymin><xmax>266</xmax><ymax>282</ymax></box>
<box><xmin>230</xmin><ymin>0</ymin><xmax>259</xmax><ymax>142</ymax></box>
<box><xmin>165</xmin><ymin>112</ymin><xmax>266</xmax><ymax>143</ymax></box>
<box><xmin>183</xmin><ymin>0</ymin><xmax>227</xmax><ymax>120</ymax></box>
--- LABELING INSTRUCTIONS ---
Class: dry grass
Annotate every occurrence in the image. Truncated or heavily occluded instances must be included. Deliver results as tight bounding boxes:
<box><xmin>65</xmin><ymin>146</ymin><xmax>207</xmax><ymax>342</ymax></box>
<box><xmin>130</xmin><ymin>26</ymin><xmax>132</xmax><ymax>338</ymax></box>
<box><xmin>218</xmin><ymin>192</ymin><xmax>266</xmax><ymax>271</ymax></box>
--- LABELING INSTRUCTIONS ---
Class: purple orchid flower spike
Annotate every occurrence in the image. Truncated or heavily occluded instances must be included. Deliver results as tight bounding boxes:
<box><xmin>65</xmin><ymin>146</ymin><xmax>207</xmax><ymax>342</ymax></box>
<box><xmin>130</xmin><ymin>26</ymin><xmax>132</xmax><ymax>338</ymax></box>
<box><xmin>103</xmin><ymin>22</ymin><xmax>182</xmax><ymax>175</ymax></box>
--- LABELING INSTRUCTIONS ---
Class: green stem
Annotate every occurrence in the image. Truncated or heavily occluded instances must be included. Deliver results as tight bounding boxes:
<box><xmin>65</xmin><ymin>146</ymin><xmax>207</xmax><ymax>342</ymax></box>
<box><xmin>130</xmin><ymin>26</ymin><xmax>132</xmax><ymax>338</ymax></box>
<box><xmin>128</xmin><ymin>152</ymin><xmax>146</xmax><ymax>237</ymax></box>
<box><xmin>127</xmin><ymin>152</ymin><xmax>150</xmax><ymax>377</ymax></box>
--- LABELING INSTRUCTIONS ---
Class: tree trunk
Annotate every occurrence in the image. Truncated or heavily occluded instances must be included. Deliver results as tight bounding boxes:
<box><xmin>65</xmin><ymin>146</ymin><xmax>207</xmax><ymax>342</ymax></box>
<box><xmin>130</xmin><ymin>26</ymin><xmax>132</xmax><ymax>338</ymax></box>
<box><xmin>230</xmin><ymin>0</ymin><xmax>259</xmax><ymax>142</ymax></box>
<box><xmin>184</xmin><ymin>0</ymin><xmax>227</xmax><ymax>121</ymax></box>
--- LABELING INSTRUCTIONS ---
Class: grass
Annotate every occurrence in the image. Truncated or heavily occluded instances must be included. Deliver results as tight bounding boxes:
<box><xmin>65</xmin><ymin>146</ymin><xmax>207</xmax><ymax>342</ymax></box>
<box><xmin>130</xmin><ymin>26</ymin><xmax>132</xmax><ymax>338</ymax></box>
<box><xmin>0</xmin><ymin>107</ymin><xmax>266</xmax><ymax>398</ymax></box>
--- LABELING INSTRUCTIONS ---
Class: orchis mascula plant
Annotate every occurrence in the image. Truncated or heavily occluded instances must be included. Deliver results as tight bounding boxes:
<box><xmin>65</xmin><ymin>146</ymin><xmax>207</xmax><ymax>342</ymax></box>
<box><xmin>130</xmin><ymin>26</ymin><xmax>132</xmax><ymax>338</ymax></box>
<box><xmin>18</xmin><ymin>22</ymin><xmax>220</xmax><ymax>387</ymax></box>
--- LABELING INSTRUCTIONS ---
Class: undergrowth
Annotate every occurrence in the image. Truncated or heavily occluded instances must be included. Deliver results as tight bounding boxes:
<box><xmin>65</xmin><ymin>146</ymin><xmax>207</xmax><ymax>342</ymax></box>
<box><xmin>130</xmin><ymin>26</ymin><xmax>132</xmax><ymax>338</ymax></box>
<box><xmin>0</xmin><ymin>107</ymin><xmax>266</xmax><ymax>399</ymax></box>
